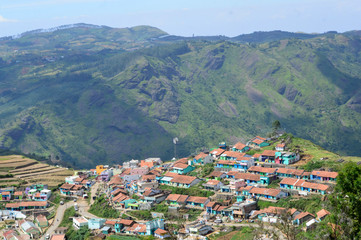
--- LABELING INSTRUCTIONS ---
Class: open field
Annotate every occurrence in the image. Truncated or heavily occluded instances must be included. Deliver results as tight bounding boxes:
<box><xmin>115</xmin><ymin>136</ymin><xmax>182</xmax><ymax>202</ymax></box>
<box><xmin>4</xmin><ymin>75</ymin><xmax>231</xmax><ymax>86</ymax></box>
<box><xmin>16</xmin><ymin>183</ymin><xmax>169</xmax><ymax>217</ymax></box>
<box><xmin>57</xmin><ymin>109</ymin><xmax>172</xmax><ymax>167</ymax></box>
<box><xmin>0</xmin><ymin>155</ymin><xmax>73</xmax><ymax>187</ymax></box>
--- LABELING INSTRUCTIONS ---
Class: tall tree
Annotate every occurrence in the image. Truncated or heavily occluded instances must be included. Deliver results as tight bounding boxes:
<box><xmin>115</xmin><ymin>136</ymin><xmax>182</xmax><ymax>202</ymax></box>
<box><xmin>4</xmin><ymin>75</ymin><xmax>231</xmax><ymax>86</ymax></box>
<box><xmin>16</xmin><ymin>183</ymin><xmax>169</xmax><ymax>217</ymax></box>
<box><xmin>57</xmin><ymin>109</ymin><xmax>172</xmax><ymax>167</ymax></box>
<box><xmin>328</xmin><ymin>162</ymin><xmax>361</xmax><ymax>239</ymax></box>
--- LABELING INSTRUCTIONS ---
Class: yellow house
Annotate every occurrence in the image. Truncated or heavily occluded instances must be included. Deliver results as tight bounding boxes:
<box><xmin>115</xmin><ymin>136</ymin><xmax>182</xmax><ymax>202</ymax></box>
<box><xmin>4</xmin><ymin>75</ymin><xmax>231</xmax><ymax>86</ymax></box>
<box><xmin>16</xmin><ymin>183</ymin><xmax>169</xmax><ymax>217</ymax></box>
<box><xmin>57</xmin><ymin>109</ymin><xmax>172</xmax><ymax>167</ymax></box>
<box><xmin>96</xmin><ymin>165</ymin><xmax>105</xmax><ymax>175</ymax></box>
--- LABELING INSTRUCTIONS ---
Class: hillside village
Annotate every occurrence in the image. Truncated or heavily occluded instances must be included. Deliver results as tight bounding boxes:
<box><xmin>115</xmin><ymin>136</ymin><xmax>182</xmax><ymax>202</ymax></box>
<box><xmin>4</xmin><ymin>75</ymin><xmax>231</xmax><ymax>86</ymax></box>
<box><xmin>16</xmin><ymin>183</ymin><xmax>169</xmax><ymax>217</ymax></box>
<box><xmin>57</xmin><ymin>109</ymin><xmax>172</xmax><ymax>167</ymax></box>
<box><xmin>0</xmin><ymin>134</ymin><xmax>350</xmax><ymax>239</ymax></box>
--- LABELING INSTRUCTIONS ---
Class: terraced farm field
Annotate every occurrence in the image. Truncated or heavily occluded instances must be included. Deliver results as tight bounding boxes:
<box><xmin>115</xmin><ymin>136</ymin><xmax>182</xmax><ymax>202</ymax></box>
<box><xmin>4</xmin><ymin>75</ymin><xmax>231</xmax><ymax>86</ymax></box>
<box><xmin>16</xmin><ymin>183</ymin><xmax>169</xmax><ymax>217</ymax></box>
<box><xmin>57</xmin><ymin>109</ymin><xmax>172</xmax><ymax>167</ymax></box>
<box><xmin>0</xmin><ymin>155</ymin><xmax>74</xmax><ymax>187</ymax></box>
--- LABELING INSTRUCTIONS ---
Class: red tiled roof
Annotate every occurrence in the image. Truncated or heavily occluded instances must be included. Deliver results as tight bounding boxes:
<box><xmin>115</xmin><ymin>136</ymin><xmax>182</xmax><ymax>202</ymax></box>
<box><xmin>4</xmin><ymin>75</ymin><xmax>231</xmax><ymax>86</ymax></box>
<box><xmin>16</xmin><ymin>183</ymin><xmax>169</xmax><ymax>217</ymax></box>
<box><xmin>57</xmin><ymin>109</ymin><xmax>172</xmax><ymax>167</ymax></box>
<box><xmin>2</xmin><ymin>191</ymin><xmax>10</xmax><ymax>195</ymax></box>
<box><xmin>14</xmin><ymin>191</ymin><xmax>23</xmax><ymax>196</ymax></box>
<box><xmin>209</xmin><ymin>148</ymin><xmax>225</xmax><ymax>156</ymax></box>
<box><xmin>109</xmin><ymin>175</ymin><xmax>123</xmax><ymax>185</ymax></box>
<box><xmin>234</xmin><ymin>172</ymin><xmax>260</xmax><ymax>181</ymax></box>
<box><xmin>317</xmin><ymin>209</ymin><xmax>330</xmax><ymax>219</ymax></box>
<box><xmin>140</xmin><ymin>160</ymin><xmax>154</xmax><ymax>168</ymax></box>
<box><xmin>50</xmin><ymin>235</ymin><xmax>65</xmax><ymax>240</ymax></box>
<box><xmin>207</xmin><ymin>171</ymin><xmax>224</xmax><ymax>178</ymax></box>
<box><xmin>117</xmin><ymin>219</ymin><xmax>135</xmax><ymax>226</ymax></box>
<box><xmin>105</xmin><ymin>220</ymin><xmax>116</xmax><ymax>226</ymax></box>
<box><xmin>6</xmin><ymin>201</ymin><xmax>48</xmax><ymax>208</ymax></box>
<box><xmin>206</xmin><ymin>180</ymin><xmax>220</xmax><ymax>186</ymax></box>
<box><xmin>187</xmin><ymin>196</ymin><xmax>209</xmax><ymax>204</ymax></box>
<box><xmin>194</xmin><ymin>152</ymin><xmax>208</xmax><ymax>160</ymax></box>
<box><xmin>276</xmin><ymin>143</ymin><xmax>286</xmax><ymax>148</ymax></box>
<box><xmin>248</xmin><ymin>166</ymin><xmax>276</xmax><ymax>174</ymax></box>
<box><xmin>173</xmin><ymin>163</ymin><xmax>189</xmax><ymax>169</ymax></box>
<box><xmin>142</xmin><ymin>174</ymin><xmax>156</xmax><ymax>181</ymax></box>
<box><xmin>221</xmin><ymin>151</ymin><xmax>246</xmax><ymax>159</ymax></box>
<box><xmin>253</xmin><ymin>153</ymin><xmax>262</xmax><ymax>158</ymax></box>
<box><xmin>250</xmin><ymin>187</ymin><xmax>281</xmax><ymax>197</ymax></box>
<box><xmin>164</xmin><ymin>172</ymin><xmax>179</xmax><ymax>177</ymax></box>
<box><xmin>279</xmin><ymin>178</ymin><xmax>299</xmax><ymax>185</ymax></box>
<box><xmin>233</xmin><ymin>142</ymin><xmax>247</xmax><ymax>150</ymax></box>
<box><xmin>60</xmin><ymin>183</ymin><xmax>74</xmax><ymax>189</ymax></box>
<box><xmin>127</xmin><ymin>223</ymin><xmax>146</xmax><ymax>233</ymax></box>
<box><xmin>154</xmin><ymin>228</ymin><xmax>168</xmax><ymax>235</ymax></box>
<box><xmin>175</xmin><ymin>158</ymin><xmax>189</xmax><ymax>164</ymax></box>
<box><xmin>276</xmin><ymin>168</ymin><xmax>304</xmax><ymax>176</ymax></box>
<box><xmin>252</xmin><ymin>139</ymin><xmax>265</xmax><ymax>145</ymax></box>
<box><xmin>218</xmin><ymin>160</ymin><xmax>236</xmax><ymax>165</ymax></box>
<box><xmin>206</xmin><ymin>201</ymin><xmax>217</xmax><ymax>208</ymax></box>
<box><xmin>261</xmin><ymin>150</ymin><xmax>276</xmax><ymax>157</ymax></box>
<box><xmin>170</xmin><ymin>175</ymin><xmax>197</xmax><ymax>184</ymax></box>
<box><xmin>294</xmin><ymin>211</ymin><xmax>314</xmax><ymax>220</ymax></box>
<box><xmin>311</xmin><ymin>170</ymin><xmax>338</xmax><ymax>179</ymax></box>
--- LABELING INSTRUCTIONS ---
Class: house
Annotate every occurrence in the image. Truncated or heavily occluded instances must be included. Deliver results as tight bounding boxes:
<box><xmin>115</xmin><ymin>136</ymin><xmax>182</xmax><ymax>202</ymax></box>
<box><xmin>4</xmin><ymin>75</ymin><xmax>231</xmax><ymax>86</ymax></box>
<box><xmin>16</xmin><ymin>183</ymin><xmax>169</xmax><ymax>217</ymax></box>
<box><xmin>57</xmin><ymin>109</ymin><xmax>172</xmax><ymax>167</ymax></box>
<box><xmin>171</xmin><ymin>163</ymin><xmax>194</xmax><ymax>175</ymax></box>
<box><xmin>279</xmin><ymin>178</ymin><xmax>330</xmax><ymax>194</ymax></box>
<box><xmin>130</xmin><ymin>167</ymin><xmax>149</xmax><ymax>176</ymax></box>
<box><xmin>310</xmin><ymin>170</ymin><xmax>338</xmax><ymax>182</ymax></box>
<box><xmin>1</xmin><ymin>191</ymin><xmax>11</xmax><ymax>201</ymax></box>
<box><xmin>259</xmin><ymin>150</ymin><xmax>277</xmax><ymax>163</ymax></box>
<box><xmin>275</xmin><ymin>151</ymin><xmax>299</xmax><ymax>165</ymax></box>
<box><xmin>145</xmin><ymin>219</ymin><xmax>165</xmax><ymax>235</ymax></box>
<box><xmin>170</xmin><ymin>175</ymin><xmax>200</xmax><ymax>188</ymax></box>
<box><xmin>193</xmin><ymin>152</ymin><xmax>213</xmax><ymax>165</ymax></box>
<box><xmin>219</xmin><ymin>151</ymin><xmax>246</xmax><ymax>161</ymax></box>
<box><xmin>154</xmin><ymin>228</ymin><xmax>171</xmax><ymax>239</ymax></box>
<box><xmin>209</xmin><ymin>148</ymin><xmax>225</xmax><ymax>158</ymax></box>
<box><xmin>186</xmin><ymin>196</ymin><xmax>210</xmax><ymax>209</ymax></box>
<box><xmin>206</xmin><ymin>202</ymin><xmax>227</xmax><ymax>215</ymax></box>
<box><xmin>108</xmin><ymin>175</ymin><xmax>123</xmax><ymax>186</ymax></box>
<box><xmin>294</xmin><ymin>212</ymin><xmax>315</xmax><ymax>225</ymax></box>
<box><xmin>19</xmin><ymin>220</ymin><xmax>41</xmax><ymax>239</ymax></box>
<box><xmin>39</xmin><ymin>189</ymin><xmax>52</xmax><ymax>201</ymax></box>
<box><xmin>248</xmin><ymin>136</ymin><xmax>269</xmax><ymax>148</ymax></box>
<box><xmin>234</xmin><ymin>157</ymin><xmax>255</xmax><ymax>171</ymax></box>
<box><xmin>165</xmin><ymin>194</ymin><xmax>189</xmax><ymax>207</ymax></box>
<box><xmin>216</xmin><ymin>160</ymin><xmax>236</xmax><ymax>170</ymax></box>
<box><xmin>54</xmin><ymin>227</ymin><xmax>68</xmax><ymax>235</ymax></box>
<box><xmin>232</xmin><ymin>172</ymin><xmax>260</xmax><ymax>185</ymax></box>
<box><xmin>275</xmin><ymin>143</ymin><xmax>286</xmax><ymax>151</ymax></box>
<box><xmin>125</xmin><ymin>223</ymin><xmax>147</xmax><ymax>235</ymax></box>
<box><xmin>142</xmin><ymin>189</ymin><xmax>169</xmax><ymax>204</ymax></box>
<box><xmin>248</xmin><ymin>166</ymin><xmax>277</xmax><ymax>176</ymax></box>
<box><xmin>88</xmin><ymin>218</ymin><xmax>106</xmax><ymax>230</ymax></box>
<box><xmin>114</xmin><ymin>219</ymin><xmax>135</xmax><ymax>233</ymax></box>
<box><xmin>73</xmin><ymin>217</ymin><xmax>88</xmax><ymax>229</ymax></box>
<box><xmin>51</xmin><ymin>234</ymin><xmax>66</xmax><ymax>240</ymax></box>
<box><xmin>99</xmin><ymin>169</ymin><xmax>113</xmax><ymax>182</ymax></box>
<box><xmin>276</xmin><ymin>168</ymin><xmax>306</xmax><ymax>179</ymax></box>
<box><xmin>316</xmin><ymin>209</ymin><xmax>330</xmax><ymax>221</ymax></box>
<box><xmin>203</xmin><ymin>180</ymin><xmax>224</xmax><ymax>191</ymax></box>
<box><xmin>206</xmin><ymin>171</ymin><xmax>226</xmax><ymax>180</ymax></box>
<box><xmin>185</xmin><ymin>222</ymin><xmax>213</xmax><ymax>235</ymax></box>
<box><xmin>13</xmin><ymin>191</ymin><xmax>24</xmax><ymax>200</ymax></box>
<box><xmin>232</xmin><ymin>142</ymin><xmax>250</xmax><ymax>153</ymax></box>
<box><xmin>249</xmin><ymin>187</ymin><xmax>288</xmax><ymax>200</ymax></box>
<box><xmin>96</xmin><ymin>165</ymin><xmax>106</xmax><ymax>175</ymax></box>
<box><xmin>101</xmin><ymin>226</ymin><xmax>111</xmax><ymax>234</ymax></box>
<box><xmin>35</xmin><ymin>214</ymin><xmax>48</xmax><ymax>228</ymax></box>
<box><xmin>5</xmin><ymin>201</ymin><xmax>48</xmax><ymax>211</ymax></box>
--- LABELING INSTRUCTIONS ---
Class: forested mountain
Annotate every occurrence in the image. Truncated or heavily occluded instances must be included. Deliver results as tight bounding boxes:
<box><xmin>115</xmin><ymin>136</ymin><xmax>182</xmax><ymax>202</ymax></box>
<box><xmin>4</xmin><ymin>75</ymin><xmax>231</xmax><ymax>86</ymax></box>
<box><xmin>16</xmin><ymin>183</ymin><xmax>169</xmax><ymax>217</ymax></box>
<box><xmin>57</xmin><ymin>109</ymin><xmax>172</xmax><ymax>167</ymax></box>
<box><xmin>0</xmin><ymin>24</ymin><xmax>360</xmax><ymax>168</ymax></box>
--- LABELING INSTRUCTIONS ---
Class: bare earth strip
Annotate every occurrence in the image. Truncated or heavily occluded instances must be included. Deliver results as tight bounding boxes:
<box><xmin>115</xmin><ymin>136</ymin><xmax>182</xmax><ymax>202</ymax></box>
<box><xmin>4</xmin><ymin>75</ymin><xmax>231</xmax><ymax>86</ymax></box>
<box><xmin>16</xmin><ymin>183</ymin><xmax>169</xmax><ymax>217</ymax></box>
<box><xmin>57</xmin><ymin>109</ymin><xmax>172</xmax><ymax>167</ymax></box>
<box><xmin>12</xmin><ymin>166</ymin><xmax>57</xmax><ymax>176</ymax></box>
<box><xmin>15</xmin><ymin>168</ymin><xmax>66</xmax><ymax>178</ymax></box>
<box><xmin>9</xmin><ymin>164</ymin><xmax>49</xmax><ymax>173</ymax></box>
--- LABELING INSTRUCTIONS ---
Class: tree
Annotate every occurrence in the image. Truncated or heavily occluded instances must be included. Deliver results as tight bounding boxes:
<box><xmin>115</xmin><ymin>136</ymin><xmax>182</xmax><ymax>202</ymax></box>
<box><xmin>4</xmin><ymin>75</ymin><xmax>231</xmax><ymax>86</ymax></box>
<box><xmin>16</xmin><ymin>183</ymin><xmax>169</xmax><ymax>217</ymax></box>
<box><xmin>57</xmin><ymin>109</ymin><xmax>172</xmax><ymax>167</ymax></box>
<box><xmin>275</xmin><ymin>210</ymin><xmax>301</xmax><ymax>240</ymax></box>
<box><xmin>272</xmin><ymin>120</ymin><xmax>281</xmax><ymax>132</ymax></box>
<box><xmin>328</xmin><ymin>162</ymin><xmax>361</xmax><ymax>239</ymax></box>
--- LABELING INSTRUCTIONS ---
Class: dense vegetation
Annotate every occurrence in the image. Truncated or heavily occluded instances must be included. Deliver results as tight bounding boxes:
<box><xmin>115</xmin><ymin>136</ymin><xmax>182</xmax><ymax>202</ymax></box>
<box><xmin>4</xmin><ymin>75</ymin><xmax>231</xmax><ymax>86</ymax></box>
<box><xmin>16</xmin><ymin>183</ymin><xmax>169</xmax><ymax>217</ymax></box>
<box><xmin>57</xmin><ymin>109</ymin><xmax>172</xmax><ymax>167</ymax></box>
<box><xmin>88</xmin><ymin>195</ymin><xmax>119</xmax><ymax>218</ymax></box>
<box><xmin>0</xmin><ymin>25</ymin><xmax>361</xmax><ymax>168</ymax></box>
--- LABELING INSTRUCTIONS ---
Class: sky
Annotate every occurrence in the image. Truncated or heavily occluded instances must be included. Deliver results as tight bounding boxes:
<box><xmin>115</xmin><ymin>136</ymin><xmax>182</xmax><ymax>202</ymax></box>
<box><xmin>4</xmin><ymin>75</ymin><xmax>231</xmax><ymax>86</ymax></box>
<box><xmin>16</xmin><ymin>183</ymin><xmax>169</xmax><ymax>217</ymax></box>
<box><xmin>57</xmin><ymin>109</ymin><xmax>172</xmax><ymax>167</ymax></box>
<box><xmin>0</xmin><ymin>0</ymin><xmax>360</xmax><ymax>38</ymax></box>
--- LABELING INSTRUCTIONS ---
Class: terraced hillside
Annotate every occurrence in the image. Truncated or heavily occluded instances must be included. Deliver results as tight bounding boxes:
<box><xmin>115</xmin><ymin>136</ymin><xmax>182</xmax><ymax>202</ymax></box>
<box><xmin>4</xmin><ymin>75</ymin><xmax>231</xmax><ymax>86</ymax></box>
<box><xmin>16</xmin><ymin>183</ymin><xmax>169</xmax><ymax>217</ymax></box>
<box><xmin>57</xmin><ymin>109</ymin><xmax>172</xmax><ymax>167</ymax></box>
<box><xmin>0</xmin><ymin>155</ymin><xmax>73</xmax><ymax>187</ymax></box>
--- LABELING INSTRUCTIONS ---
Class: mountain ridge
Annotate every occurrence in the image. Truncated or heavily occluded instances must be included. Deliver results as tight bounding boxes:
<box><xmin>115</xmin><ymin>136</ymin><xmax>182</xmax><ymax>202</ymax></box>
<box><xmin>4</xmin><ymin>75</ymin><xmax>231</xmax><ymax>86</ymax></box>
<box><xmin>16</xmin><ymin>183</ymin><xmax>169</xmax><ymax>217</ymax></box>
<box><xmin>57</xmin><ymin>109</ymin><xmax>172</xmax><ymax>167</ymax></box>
<box><xmin>0</xmin><ymin>25</ymin><xmax>360</xmax><ymax>168</ymax></box>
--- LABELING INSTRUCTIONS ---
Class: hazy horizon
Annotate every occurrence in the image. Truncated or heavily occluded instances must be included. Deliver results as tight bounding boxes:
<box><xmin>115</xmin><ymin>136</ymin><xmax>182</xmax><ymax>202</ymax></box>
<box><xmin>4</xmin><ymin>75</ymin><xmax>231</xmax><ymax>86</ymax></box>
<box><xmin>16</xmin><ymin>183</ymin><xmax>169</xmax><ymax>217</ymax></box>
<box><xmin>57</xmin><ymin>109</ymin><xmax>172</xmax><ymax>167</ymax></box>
<box><xmin>1</xmin><ymin>0</ymin><xmax>360</xmax><ymax>38</ymax></box>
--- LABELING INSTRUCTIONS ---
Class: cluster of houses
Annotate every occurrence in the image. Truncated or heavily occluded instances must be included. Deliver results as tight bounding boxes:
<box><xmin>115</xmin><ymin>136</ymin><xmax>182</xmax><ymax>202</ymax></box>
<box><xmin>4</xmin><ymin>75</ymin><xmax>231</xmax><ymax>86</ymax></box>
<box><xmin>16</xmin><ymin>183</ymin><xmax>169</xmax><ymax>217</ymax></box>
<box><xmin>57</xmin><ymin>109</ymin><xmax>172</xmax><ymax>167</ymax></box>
<box><xmin>89</xmin><ymin>136</ymin><xmax>338</xmax><ymax>238</ymax></box>
<box><xmin>71</xmin><ymin>217</ymin><xmax>170</xmax><ymax>238</ymax></box>
<box><xmin>250</xmin><ymin>206</ymin><xmax>331</xmax><ymax>231</ymax></box>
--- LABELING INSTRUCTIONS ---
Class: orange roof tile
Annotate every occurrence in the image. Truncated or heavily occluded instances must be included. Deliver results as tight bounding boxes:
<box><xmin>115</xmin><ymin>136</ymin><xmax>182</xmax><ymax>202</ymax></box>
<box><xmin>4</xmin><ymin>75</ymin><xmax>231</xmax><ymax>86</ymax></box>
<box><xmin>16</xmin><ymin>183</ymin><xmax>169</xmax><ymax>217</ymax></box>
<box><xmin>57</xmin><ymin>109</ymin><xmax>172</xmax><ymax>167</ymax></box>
<box><xmin>261</xmin><ymin>150</ymin><xmax>276</xmax><ymax>156</ymax></box>
<box><xmin>233</xmin><ymin>142</ymin><xmax>247</xmax><ymax>150</ymax></box>
<box><xmin>154</xmin><ymin>228</ymin><xmax>168</xmax><ymax>235</ymax></box>
<box><xmin>117</xmin><ymin>219</ymin><xmax>135</xmax><ymax>226</ymax></box>
<box><xmin>218</xmin><ymin>160</ymin><xmax>236</xmax><ymax>165</ymax></box>
<box><xmin>209</xmin><ymin>148</ymin><xmax>225</xmax><ymax>156</ymax></box>
<box><xmin>187</xmin><ymin>196</ymin><xmax>209</xmax><ymax>204</ymax></box>
<box><xmin>164</xmin><ymin>172</ymin><xmax>179</xmax><ymax>177</ymax></box>
<box><xmin>311</xmin><ymin>170</ymin><xmax>338</xmax><ymax>179</ymax></box>
<box><xmin>170</xmin><ymin>175</ymin><xmax>197</xmax><ymax>184</ymax></box>
<box><xmin>234</xmin><ymin>172</ymin><xmax>260</xmax><ymax>181</ymax></box>
<box><xmin>248</xmin><ymin>166</ymin><xmax>276</xmax><ymax>174</ymax></box>
<box><xmin>317</xmin><ymin>209</ymin><xmax>330</xmax><ymax>219</ymax></box>
<box><xmin>194</xmin><ymin>152</ymin><xmax>208</xmax><ymax>159</ymax></box>
<box><xmin>50</xmin><ymin>235</ymin><xmax>66</xmax><ymax>240</ymax></box>
<box><xmin>206</xmin><ymin>180</ymin><xmax>220</xmax><ymax>186</ymax></box>
<box><xmin>207</xmin><ymin>171</ymin><xmax>224</xmax><ymax>178</ymax></box>
<box><xmin>294</xmin><ymin>211</ymin><xmax>314</xmax><ymax>220</ymax></box>
<box><xmin>173</xmin><ymin>163</ymin><xmax>189</xmax><ymax>169</ymax></box>
<box><xmin>249</xmin><ymin>187</ymin><xmax>281</xmax><ymax>197</ymax></box>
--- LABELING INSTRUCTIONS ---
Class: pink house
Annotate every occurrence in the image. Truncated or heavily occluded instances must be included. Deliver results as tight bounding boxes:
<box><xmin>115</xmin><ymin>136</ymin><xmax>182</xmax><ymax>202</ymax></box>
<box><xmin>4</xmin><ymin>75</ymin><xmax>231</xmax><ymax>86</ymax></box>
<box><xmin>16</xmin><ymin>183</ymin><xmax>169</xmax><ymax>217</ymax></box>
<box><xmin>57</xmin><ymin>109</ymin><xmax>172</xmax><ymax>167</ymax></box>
<box><xmin>130</xmin><ymin>167</ymin><xmax>149</xmax><ymax>176</ymax></box>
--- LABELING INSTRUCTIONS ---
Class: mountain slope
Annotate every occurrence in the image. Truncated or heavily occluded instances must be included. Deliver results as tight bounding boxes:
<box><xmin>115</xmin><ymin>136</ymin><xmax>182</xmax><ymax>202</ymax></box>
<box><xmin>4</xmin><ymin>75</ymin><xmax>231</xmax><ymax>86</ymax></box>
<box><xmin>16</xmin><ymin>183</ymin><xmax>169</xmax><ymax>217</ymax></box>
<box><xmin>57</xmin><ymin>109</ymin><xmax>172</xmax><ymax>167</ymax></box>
<box><xmin>0</xmin><ymin>25</ymin><xmax>360</xmax><ymax>168</ymax></box>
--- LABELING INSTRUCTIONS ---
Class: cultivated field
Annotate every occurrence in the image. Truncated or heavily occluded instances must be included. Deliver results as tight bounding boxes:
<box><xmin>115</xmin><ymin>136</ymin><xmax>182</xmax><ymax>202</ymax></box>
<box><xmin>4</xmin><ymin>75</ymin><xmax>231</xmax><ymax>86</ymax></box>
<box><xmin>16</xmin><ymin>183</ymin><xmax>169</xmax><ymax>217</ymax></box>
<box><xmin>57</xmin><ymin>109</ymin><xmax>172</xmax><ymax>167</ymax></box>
<box><xmin>0</xmin><ymin>155</ymin><xmax>74</xmax><ymax>187</ymax></box>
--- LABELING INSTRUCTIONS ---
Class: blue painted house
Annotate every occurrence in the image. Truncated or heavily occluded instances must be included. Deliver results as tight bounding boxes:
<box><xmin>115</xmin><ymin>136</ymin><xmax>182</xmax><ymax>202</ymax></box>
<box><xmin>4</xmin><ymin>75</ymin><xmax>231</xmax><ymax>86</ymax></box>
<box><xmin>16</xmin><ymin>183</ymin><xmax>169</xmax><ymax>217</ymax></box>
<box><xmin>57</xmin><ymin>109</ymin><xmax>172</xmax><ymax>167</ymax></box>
<box><xmin>88</xmin><ymin>218</ymin><xmax>106</xmax><ymax>230</ymax></box>
<box><xmin>232</xmin><ymin>142</ymin><xmax>250</xmax><ymax>153</ymax></box>
<box><xmin>171</xmin><ymin>163</ymin><xmax>194</xmax><ymax>175</ymax></box>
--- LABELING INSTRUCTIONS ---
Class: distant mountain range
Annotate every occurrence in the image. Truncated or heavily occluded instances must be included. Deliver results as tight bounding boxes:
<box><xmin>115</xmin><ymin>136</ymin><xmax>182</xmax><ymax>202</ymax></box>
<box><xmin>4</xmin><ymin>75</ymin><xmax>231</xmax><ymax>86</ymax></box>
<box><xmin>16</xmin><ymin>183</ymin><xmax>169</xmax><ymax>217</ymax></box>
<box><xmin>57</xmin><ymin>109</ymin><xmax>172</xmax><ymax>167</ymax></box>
<box><xmin>0</xmin><ymin>24</ymin><xmax>360</xmax><ymax>168</ymax></box>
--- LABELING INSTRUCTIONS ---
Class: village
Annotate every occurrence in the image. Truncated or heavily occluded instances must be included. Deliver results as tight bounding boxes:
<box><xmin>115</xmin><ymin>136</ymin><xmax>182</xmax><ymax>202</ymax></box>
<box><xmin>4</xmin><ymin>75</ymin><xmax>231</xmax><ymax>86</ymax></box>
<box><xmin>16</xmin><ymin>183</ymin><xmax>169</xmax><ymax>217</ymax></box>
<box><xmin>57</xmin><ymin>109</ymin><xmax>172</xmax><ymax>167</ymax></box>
<box><xmin>0</xmin><ymin>134</ymin><xmax>339</xmax><ymax>240</ymax></box>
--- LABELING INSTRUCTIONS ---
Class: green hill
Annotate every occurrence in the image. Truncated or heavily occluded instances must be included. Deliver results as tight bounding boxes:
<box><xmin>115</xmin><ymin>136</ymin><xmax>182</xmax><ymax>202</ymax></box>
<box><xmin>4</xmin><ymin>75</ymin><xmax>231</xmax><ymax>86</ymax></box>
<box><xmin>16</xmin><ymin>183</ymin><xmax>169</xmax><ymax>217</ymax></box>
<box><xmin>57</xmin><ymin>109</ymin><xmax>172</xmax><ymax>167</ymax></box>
<box><xmin>0</xmin><ymin>25</ymin><xmax>360</xmax><ymax>168</ymax></box>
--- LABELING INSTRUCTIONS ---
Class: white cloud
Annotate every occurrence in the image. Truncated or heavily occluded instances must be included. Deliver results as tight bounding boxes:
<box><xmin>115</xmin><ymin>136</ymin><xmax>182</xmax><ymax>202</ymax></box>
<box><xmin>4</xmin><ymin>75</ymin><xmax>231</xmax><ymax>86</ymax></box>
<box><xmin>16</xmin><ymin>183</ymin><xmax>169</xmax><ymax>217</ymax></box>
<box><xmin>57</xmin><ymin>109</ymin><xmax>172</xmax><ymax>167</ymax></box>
<box><xmin>0</xmin><ymin>15</ymin><xmax>17</xmax><ymax>23</ymax></box>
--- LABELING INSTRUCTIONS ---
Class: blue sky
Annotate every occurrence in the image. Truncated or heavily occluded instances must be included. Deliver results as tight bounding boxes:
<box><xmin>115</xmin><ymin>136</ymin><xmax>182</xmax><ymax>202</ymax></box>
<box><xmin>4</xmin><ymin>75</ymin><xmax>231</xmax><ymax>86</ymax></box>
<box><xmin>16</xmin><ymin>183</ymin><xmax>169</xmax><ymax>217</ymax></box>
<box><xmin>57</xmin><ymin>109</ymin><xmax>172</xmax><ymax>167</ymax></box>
<box><xmin>0</xmin><ymin>0</ymin><xmax>360</xmax><ymax>37</ymax></box>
